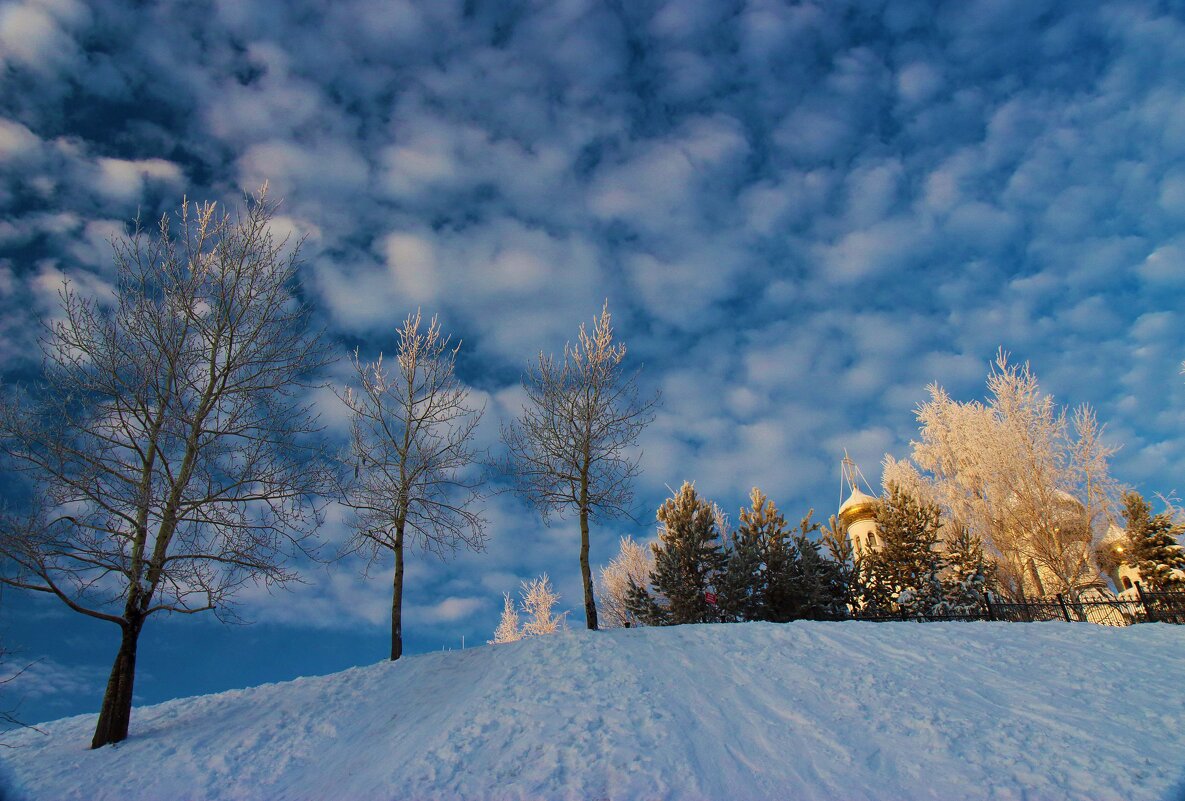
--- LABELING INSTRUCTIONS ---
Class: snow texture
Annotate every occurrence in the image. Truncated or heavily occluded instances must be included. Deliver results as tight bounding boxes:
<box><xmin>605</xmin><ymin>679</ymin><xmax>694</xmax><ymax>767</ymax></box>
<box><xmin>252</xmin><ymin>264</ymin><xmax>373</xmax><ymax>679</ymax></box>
<box><xmin>3</xmin><ymin>621</ymin><xmax>1184</xmax><ymax>801</ymax></box>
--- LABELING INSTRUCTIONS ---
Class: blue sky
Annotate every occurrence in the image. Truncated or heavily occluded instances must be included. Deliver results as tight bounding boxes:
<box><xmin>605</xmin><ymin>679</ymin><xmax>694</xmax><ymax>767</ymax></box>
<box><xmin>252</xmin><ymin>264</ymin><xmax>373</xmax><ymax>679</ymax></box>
<box><xmin>1</xmin><ymin>0</ymin><xmax>1184</xmax><ymax>725</ymax></box>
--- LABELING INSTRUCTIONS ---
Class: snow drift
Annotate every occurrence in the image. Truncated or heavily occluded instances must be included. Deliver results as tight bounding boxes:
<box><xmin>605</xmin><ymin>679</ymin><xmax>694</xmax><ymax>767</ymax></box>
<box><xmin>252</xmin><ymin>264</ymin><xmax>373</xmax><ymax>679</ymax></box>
<box><xmin>3</xmin><ymin>621</ymin><xmax>1184</xmax><ymax>801</ymax></box>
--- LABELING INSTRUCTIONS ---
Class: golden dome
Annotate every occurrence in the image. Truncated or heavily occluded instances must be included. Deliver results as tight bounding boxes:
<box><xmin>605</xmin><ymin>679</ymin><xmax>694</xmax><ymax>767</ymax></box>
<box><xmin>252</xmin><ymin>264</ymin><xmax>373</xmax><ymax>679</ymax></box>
<box><xmin>838</xmin><ymin>488</ymin><xmax>878</xmax><ymax>527</ymax></box>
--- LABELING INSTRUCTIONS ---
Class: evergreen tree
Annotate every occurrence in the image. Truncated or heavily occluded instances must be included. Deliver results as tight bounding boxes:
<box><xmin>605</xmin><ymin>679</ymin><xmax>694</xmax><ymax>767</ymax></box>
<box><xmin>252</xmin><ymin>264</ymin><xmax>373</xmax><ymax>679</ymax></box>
<box><xmin>860</xmin><ymin>485</ymin><xmax>946</xmax><ymax>616</ymax></box>
<box><xmin>1122</xmin><ymin>492</ymin><xmax>1185</xmax><ymax>591</ymax></box>
<box><xmin>851</xmin><ymin>554</ymin><xmax>895</xmax><ymax>613</ymax></box>
<box><xmin>717</xmin><ymin>489</ymin><xmax>794</xmax><ymax>622</ymax></box>
<box><xmin>626</xmin><ymin>482</ymin><xmax>727</xmax><ymax>626</ymax></box>
<box><xmin>821</xmin><ymin>514</ymin><xmax>859</xmax><ymax>612</ymax></box>
<box><xmin>718</xmin><ymin>495</ymin><xmax>848</xmax><ymax>622</ymax></box>
<box><xmin>941</xmin><ymin>526</ymin><xmax>993</xmax><ymax>614</ymax></box>
<box><xmin>788</xmin><ymin>523</ymin><xmax>848</xmax><ymax>620</ymax></box>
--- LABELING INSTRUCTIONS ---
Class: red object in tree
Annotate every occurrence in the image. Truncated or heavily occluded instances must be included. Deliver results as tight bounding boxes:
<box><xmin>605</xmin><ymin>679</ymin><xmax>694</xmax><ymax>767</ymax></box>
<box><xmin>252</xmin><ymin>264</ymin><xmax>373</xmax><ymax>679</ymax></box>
<box><xmin>704</xmin><ymin>591</ymin><xmax>717</xmax><ymax>605</ymax></box>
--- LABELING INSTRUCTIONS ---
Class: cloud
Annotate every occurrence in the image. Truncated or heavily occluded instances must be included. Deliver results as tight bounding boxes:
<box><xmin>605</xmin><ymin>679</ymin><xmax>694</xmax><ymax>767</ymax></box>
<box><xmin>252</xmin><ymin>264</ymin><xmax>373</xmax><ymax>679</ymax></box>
<box><xmin>0</xmin><ymin>0</ymin><xmax>88</xmax><ymax>74</ymax></box>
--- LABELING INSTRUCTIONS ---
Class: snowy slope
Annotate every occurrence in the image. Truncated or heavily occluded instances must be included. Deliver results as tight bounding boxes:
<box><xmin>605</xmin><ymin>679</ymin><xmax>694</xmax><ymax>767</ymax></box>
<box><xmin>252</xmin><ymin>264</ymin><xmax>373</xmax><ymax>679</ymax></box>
<box><xmin>3</xmin><ymin>621</ymin><xmax>1185</xmax><ymax>801</ymax></box>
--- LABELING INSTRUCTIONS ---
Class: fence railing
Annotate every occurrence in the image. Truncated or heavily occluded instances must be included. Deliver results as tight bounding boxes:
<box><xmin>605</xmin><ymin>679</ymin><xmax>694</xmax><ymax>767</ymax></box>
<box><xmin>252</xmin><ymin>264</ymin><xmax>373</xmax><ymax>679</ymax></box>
<box><xmin>850</xmin><ymin>583</ymin><xmax>1185</xmax><ymax>627</ymax></box>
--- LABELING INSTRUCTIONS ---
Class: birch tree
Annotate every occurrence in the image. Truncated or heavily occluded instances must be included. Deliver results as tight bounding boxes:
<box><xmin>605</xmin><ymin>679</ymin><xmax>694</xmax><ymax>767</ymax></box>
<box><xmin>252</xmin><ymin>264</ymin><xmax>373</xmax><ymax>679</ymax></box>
<box><xmin>339</xmin><ymin>311</ymin><xmax>486</xmax><ymax>661</ymax></box>
<box><xmin>0</xmin><ymin>189</ymin><xmax>333</xmax><ymax>748</ymax></box>
<box><xmin>502</xmin><ymin>302</ymin><xmax>658</xmax><ymax>630</ymax></box>
<box><xmin>886</xmin><ymin>351</ymin><xmax>1119</xmax><ymax>600</ymax></box>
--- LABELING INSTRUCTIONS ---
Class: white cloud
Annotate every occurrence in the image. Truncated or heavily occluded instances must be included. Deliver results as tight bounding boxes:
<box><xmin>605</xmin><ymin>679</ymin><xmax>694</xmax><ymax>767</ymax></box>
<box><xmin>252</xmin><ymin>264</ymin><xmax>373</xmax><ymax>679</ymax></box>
<box><xmin>0</xmin><ymin>118</ymin><xmax>41</xmax><ymax>162</ymax></box>
<box><xmin>0</xmin><ymin>0</ymin><xmax>86</xmax><ymax>73</ymax></box>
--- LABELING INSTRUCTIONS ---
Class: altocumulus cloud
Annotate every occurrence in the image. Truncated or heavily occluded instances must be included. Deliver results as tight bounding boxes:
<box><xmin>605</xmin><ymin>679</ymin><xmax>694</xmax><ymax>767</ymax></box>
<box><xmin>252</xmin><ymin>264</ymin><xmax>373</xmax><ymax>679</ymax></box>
<box><xmin>2</xmin><ymin>0</ymin><xmax>1185</xmax><ymax>720</ymax></box>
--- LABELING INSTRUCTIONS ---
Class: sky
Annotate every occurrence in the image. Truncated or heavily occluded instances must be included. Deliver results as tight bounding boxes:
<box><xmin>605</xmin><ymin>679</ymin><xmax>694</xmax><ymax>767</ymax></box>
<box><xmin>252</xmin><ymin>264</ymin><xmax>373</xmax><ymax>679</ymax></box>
<box><xmin>0</xmin><ymin>0</ymin><xmax>1184</xmax><ymax>726</ymax></box>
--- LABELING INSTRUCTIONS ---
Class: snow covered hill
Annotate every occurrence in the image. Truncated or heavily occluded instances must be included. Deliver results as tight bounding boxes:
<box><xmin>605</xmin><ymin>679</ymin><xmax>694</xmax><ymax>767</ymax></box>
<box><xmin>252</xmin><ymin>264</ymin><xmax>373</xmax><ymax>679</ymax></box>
<box><xmin>3</xmin><ymin>621</ymin><xmax>1185</xmax><ymax>801</ymax></box>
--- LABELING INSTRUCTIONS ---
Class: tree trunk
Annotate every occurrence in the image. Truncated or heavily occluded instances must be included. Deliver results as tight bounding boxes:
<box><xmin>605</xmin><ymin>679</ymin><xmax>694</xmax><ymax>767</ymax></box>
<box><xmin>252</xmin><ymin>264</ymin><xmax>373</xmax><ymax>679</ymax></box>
<box><xmin>390</xmin><ymin>530</ymin><xmax>404</xmax><ymax>661</ymax></box>
<box><xmin>91</xmin><ymin>618</ymin><xmax>143</xmax><ymax>749</ymax></box>
<box><xmin>579</xmin><ymin>501</ymin><xmax>598</xmax><ymax>631</ymax></box>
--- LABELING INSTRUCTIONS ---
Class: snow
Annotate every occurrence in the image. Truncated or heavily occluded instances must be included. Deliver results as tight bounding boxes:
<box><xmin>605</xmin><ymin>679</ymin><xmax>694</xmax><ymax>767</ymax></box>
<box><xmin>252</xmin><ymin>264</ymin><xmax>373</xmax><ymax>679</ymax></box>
<box><xmin>3</xmin><ymin>621</ymin><xmax>1185</xmax><ymax>801</ymax></box>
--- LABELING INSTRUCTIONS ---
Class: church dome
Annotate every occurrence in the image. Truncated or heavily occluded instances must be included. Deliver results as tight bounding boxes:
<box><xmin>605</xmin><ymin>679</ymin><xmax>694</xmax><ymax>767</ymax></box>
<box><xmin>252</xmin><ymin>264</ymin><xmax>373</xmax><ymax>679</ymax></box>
<box><xmin>1101</xmin><ymin>523</ymin><xmax>1126</xmax><ymax>545</ymax></box>
<box><xmin>838</xmin><ymin>488</ymin><xmax>878</xmax><ymax>527</ymax></box>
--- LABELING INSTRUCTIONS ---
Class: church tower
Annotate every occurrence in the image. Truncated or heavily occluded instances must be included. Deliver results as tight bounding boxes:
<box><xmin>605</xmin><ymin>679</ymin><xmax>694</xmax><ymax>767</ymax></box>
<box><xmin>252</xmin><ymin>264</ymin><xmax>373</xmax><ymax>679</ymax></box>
<box><xmin>838</xmin><ymin>454</ymin><xmax>880</xmax><ymax>560</ymax></box>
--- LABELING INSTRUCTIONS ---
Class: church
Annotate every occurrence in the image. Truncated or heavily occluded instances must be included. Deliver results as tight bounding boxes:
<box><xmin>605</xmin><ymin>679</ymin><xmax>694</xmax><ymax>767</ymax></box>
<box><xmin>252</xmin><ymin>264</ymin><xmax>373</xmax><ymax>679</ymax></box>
<box><xmin>836</xmin><ymin>458</ymin><xmax>1141</xmax><ymax>600</ymax></box>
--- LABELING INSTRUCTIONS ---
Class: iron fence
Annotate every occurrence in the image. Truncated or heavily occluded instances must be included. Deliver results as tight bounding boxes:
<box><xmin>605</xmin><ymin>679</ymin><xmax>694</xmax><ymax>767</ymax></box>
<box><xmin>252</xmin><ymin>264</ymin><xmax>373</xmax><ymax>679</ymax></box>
<box><xmin>849</xmin><ymin>583</ymin><xmax>1185</xmax><ymax>627</ymax></box>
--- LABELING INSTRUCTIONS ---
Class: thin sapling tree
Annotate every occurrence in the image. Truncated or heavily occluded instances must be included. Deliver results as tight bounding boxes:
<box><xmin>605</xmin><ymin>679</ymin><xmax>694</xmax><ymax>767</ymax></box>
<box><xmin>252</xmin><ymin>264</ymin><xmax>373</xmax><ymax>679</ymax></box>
<box><xmin>339</xmin><ymin>310</ymin><xmax>486</xmax><ymax>660</ymax></box>
<box><xmin>502</xmin><ymin>301</ymin><xmax>658</xmax><ymax>630</ymax></box>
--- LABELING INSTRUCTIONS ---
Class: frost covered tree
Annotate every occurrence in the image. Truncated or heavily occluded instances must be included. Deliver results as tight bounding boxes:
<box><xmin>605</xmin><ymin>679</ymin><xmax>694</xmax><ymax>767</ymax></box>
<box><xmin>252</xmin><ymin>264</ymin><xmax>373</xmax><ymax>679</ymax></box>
<box><xmin>339</xmin><ymin>310</ymin><xmax>486</xmax><ymax>661</ymax></box>
<box><xmin>1121</xmin><ymin>492</ymin><xmax>1185</xmax><ymax>591</ymax></box>
<box><xmin>520</xmin><ymin>574</ymin><xmax>566</xmax><ymax>636</ymax></box>
<box><xmin>596</xmin><ymin>536</ymin><xmax>654</xmax><ymax>628</ymax></box>
<box><xmin>0</xmin><ymin>189</ymin><xmax>334</xmax><ymax>748</ymax></box>
<box><xmin>627</xmin><ymin>482</ymin><xmax>727</xmax><ymax>626</ymax></box>
<box><xmin>489</xmin><ymin>574</ymin><xmax>566</xmax><ymax>643</ymax></box>
<box><xmin>884</xmin><ymin>351</ymin><xmax>1118</xmax><ymax>600</ymax></box>
<box><xmin>502</xmin><ymin>302</ymin><xmax>658</xmax><ymax>630</ymax></box>
<box><xmin>490</xmin><ymin>593</ymin><xmax>523</xmax><ymax>644</ymax></box>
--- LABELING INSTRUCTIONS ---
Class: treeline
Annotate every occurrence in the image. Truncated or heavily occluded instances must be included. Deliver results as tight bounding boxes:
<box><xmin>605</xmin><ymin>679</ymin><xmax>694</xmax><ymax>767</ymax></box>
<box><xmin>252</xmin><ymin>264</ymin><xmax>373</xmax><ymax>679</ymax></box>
<box><xmin>597</xmin><ymin>482</ymin><xmax>995</xmax><ymax>629</ymax></box>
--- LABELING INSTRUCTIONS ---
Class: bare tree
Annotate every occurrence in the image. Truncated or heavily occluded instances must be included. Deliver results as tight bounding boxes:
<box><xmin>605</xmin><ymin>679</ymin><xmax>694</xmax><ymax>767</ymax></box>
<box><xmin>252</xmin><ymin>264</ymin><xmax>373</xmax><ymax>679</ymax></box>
<box><xmin>886</xmin><ymin>350</ymin><xmax>1120</xmax><ymax>600</ymax></box>
<box><xmin>596</xmin><ymin>535</ymin><xmax>654</xmax><ymax>628</ymax></box>
<box><xmin>0</xmin><ymin>188</ymin><xmax>333</xmax><ymax>748</ymax></box>
<box><xmin>338</xmin><ymin>310</ymin><xmax>486</xmax><ymax>661</ymax></box>
<box><xmin>502</xmin><ymin>301</ymin><xmax>658</xmax><ymax>630</ymax></box>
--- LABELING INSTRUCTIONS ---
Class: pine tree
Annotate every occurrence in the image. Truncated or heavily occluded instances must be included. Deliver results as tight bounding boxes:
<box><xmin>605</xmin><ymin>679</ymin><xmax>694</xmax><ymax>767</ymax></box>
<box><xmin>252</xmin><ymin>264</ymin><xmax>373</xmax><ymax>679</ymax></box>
<box><xmin>1122</xmin><ymin>492</ymin><xmax>1185</xmax><ymax>591</ymax></box>
<box><xmin>941</xmin><ymin>526</ymin><xmax>993</xmax><ymax>614</ymax></box>
<box><xmin>860</xmin><ymin>485</ymin><xmax>947</xmax><ymax>616</ymax></box>
<box><xmin>719</xmin><ymin>495</ymin><xmax>848</xmax><ymax>622</ymax></box>
<box><xmin>821</xmin><ymin>513</ymin><xmax>859</xmax><ymax>611</ymax></box>
<box><xmin>626</xmin><ymin>482</ymin><xmax>727</xmax><ymax>626</ymax></box>
<box><xmin>718</xmin><ymin>488</ymin><xmax>794</xmax><ymax>622</ymax></box>
<box><xmin>788</xmin><ymin>522</ymin><xmax>848</xmax><ymax>620</ymax></box>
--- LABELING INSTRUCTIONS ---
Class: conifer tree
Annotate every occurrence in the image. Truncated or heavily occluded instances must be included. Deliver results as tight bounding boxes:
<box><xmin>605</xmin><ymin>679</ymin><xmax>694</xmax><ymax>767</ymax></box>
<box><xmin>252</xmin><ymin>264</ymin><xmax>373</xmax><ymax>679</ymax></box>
<box><xmin>627</xmin><ymin>482</ymin><xmax>726</xmax><ymax>626</ymax></box>
<box><xmin>821</xmin><ymin>514</ymin><xmax>859</xmax><ymax>611</ymax></box>
<box><xmin>860</xmin><ymin>485</ymin><xmax>946</xmax><ymax>615</ymax></box>
<box><xmin>941</xmin><ymin>526</ymin><xmax>993</xmax><ymax>614</ymax></box>
<box><xmin>718</xmin><ymin>488</ymin><xmax>793</xmax><ymax>622</ymax></box>
<box><xmin>1122</xmin><ymin>492</ymin><xmax>1185</xmax><ymax>591</ymax></box>
<box><xmin>788</xmin><ymin>523</ymin><xmax>848</xmax><ymax>620</ymax></box>
<box><xmin>719</xmin><ymin>494</ymin><xmax>848</xmax><ymax>622</ymax></box>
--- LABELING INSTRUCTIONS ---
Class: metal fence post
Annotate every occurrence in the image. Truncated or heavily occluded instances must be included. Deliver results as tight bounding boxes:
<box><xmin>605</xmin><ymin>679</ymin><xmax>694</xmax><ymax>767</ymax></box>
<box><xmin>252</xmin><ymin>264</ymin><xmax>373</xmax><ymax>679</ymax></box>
<box><xmin>1135</xmin><ymin>581</ymin><xmax>1154</xmax><ymax>622</ymax></box>
<box><xmin>1056</xmin><ymin>593</ymin><xmax>1072</xmax><ymax>622</ymax></box>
